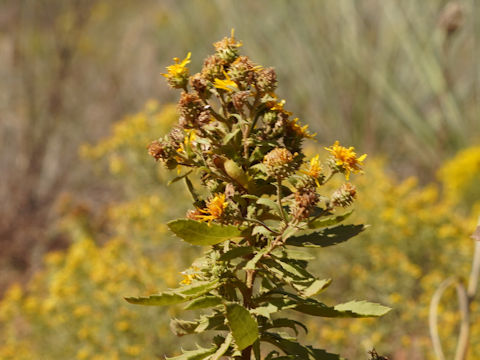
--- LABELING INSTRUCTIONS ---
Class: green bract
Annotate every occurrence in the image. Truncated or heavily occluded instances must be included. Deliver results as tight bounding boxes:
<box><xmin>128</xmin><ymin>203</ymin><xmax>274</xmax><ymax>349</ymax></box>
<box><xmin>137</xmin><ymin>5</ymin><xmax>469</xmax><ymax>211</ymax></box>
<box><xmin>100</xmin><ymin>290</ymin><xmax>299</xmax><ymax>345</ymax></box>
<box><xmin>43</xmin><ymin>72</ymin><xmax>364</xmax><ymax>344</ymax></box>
<box><xmin>130</xmin><ymin>32</ymin><xmax>391</xmax><ymax>359</ymax></box>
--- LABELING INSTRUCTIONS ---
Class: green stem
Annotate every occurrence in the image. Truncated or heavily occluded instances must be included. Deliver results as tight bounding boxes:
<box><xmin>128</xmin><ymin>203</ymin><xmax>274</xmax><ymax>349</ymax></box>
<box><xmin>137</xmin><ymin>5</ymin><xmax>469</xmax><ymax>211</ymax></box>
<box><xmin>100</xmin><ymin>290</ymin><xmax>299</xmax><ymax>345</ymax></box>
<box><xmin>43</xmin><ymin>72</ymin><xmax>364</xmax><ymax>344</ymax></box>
<box><xmin>276</xmin><ymin>176</ymin><xmax>288</xmax><ymax>224</ymax></box>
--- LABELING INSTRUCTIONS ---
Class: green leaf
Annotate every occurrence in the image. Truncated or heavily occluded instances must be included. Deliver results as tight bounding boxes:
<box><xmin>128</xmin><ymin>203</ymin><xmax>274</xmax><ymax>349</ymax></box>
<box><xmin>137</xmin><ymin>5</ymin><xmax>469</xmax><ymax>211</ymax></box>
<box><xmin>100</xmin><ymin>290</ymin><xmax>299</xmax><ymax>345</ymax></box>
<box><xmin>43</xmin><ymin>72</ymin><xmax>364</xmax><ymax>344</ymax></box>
<box><xmin>210</xmin><ymin>333</ymin><xmax>233</xmax><ymax>360</ymax></box>
<box><xmin>223</xmin><ymin>128</ymin><xmax>240</xmax><ymax>145</ymax></box>
<box><xmin>302</xmin><ymin>278</ymin><xmax>332</xmax><ymax>297</ymax></box>
<box><xmin>184</xmin><ymin>296</ymin><xmax>223</xmax><ymax>310</ymax></box>
<box><xmin>168</xmin><ymin>219</ymin><xmax>243</xmax><ymax>246</ymax></box>
<box><xmin>125</xmin><ymin>280</ymin><xmax>219</xmax><ymax>306</ymax></box>
<box><xmin>179</xmin><ymin>280</ymin><xmax>220</xmax><ymax>297</ymax></box>
<box><xmin>125</xmin><ymin>291</ymin><xmax>186</xmax><ymax>306</ymax></box>
<box><xmin>225</xmin><ymin>303</ymin><xmax>259</xmax><ymax>350</ymax></box>
<box><xmin>333</xmin><ymin>300</ymin><xmax>392</xmax><ymax>317</ymax></box>
<box><xmin>308</xmin><ymin>210</ymin><xmax>353</xmax><ymax>229</ymax></box>
<box><xmin>286</xmin><ymin>224</ymin><xmax>365</xmax><ymax>248</ymax></box>
<box><xmin>294</xmin><ymin>299</ymin><xmax>391</xmax><ymax>318</ymax></box>
<box><xmin>271</xmin><ymin>249</ymin><xmax>315</xmax><ymax>261</ymax></box>
<box><xmin>266</xmin><ymin>318</ymin><xmax>308</xmax><ymax>335</ymax></box>
<box><xmin>166</xmin><ymin>345</ymin><xmax>217</xmax><ymax>360</ymax></box>
<box><xmin>170</xmin><ymin>318</ymin><xmax>199</xmax><ymax>336</ymax></box>
<box><xmin>245</xmin><ymin>248</ymin><xmax>268</xmax><ymax>270</ymax></box>
<box><xmin>219</xmin><ymin>246</ymin><xmax>254</xmax><ymax>261</ymax></box>
<box><xmin>262</xmin><ymin>332</ymin><xmax>344</xmax><ymax>359</ymax></box>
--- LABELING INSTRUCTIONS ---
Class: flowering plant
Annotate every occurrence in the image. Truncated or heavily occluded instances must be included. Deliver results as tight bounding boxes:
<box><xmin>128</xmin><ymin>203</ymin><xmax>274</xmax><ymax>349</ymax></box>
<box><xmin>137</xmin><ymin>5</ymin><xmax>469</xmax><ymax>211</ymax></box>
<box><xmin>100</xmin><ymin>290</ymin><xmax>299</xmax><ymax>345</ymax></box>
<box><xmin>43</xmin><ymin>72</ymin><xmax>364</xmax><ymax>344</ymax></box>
<box><xmin>127</xmin><ymin>31</ymin><xmax>390</xmax><ymax>359</ymax></box>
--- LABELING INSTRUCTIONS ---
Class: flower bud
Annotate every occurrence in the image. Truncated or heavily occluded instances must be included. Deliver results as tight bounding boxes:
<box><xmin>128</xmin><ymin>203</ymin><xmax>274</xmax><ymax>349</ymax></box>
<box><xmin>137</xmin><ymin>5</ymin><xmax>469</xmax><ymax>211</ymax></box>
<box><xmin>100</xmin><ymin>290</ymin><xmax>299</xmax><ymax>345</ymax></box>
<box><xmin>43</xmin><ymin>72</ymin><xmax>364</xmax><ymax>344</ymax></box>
<box><xmin>255</xmin><ymin>67</ymin><xmax>277</xmax><ymax>94</ymax></box>
<box><xmin>178</xmin><ymin>92</ymin><xmax>210</xmax><ymax>128</ymax></box>
<box><xmin>291</xmin><ymin>185</ymin><xmax>319</xmax><ymax>221</ymax></box>
<box><xmin>331</xmin><ymin>183</ymin><xmax>357</xmax><ymax>208</ymax></box>
<box><xmin>263</xmin><ymin>148</ymin><xmax>299</xmax><ymax>178</ymax></box>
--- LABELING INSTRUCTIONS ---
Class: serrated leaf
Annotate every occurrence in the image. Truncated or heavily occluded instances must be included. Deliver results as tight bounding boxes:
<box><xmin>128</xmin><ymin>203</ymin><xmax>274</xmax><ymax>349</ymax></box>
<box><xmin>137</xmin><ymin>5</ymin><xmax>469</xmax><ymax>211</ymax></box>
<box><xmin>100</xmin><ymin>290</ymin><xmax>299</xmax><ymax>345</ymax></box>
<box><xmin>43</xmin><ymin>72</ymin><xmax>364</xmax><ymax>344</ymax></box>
<box><xmin>125</xmin><ymin>280</ymin><xmax>219</xmax><ymax>306</ymax></box>
<box><xmin>266</xmin><ymin>318</ymin><xmax>308</xmax><ymax>335</ymax></box>
<box><xmin>125</xmin><ymin>291</ymin><xmax>186</xmax><ymax>306</ymax></box>
<box><xmin>302</xmin><ymin>278</ymin><xmax>332</xmax><ymax>297</ymax></box>
<box><xmin>308</xmin><ymin>210</ymin><xmax>353</xmax><ymax>229</ymax></box>
<box><xmin>166</xmin><ymin>345</ymin><xmax>217</xmax><ymax>360</ymax></box>
<box><xmin>286</xmin><ymin>224</ymin><xmax>365</xmax><ymax>248</ymax></box>
<box><xmin>333</xmin><ymin>300</ymin><xmax>391</xmax><ymax>317</ymax></box>
<box><xmin>262</xmin><ymin>332</ymin><xmax>344</xmax><ymax>359</ymax></box>
<box><xmin>271</xmin><ymin>248</ymin><xmax>315</xmax><ymax>261</ymax></box>
<box><xmin>168</xmin><ymin>219</ymin><xmax>243</xmax><ymax>246</ymax></box>
<box><xmin>223</xmin><ymin>128</ymin><xmax>240</xmax><ymax>145</ymax></box>
<box><xmin>184</xmin><ymin>296</ymin><xmax>223</xmax><ymax>310</ymax></box>
<box><xmin>219</xmin><ymin>246</ymin><xmax>254</xmax><ymax>261</ymax></box>
<box><xmin>225</xmin><ymin>303</ymin><xmax>259</xmax><ymax>350</ymax></box>
<box><xmin>294</xmin><ymin>299</ymin><xmax>391</xmax><ymax>318</ymax></box>
<box><xmin>245</xmin><ymin>248</ymin><xmax>267</xmax><ymax>270</ymax></box>
<box><xmin>210</xmin><ymin>333</ymin><xmax>233</xmax><ymax>360</ymax></box>
<box><xmin>256</xmin><ymin>197</ymin><xmax>280</xmax><ymax>211</ymax></box>
<box><xmin>170</xmin><ymin>318</ymin><xmax>199</xmax><ymax>336</ymax></box>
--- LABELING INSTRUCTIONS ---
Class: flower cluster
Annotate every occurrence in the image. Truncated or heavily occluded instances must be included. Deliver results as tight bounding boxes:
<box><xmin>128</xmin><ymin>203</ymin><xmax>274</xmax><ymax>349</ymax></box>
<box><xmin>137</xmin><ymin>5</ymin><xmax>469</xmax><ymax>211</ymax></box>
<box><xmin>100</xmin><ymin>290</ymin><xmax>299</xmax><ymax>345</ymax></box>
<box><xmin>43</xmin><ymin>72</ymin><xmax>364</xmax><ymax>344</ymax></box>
<box><xmin>135</xmin><ymin>31</ymin><xmax>384</xmax><ymax>359</ymax></box>
<box><xmin>149</xmin><ymin>32</ymin><xmax>366</xmax><ymax>228</ymax></box>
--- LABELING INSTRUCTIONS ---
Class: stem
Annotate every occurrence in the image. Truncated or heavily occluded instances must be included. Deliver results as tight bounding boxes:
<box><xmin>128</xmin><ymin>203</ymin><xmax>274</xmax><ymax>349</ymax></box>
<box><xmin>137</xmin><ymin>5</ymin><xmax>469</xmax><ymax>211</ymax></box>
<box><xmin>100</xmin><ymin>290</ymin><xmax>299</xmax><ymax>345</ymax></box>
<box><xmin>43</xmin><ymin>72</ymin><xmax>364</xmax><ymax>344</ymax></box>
<box><xmin>276</xmin><ymin>176</ymin><xmax>288</xmax><ymax>224</ymax></box>
<box><xmin>455</xmin><ymin>217</ymin><xmax>480</xmax><ymax>360</ymax></box>
<box><xmin>429</xmin><ymin>216</ymin><xmax>480</xmax><ymax>360</ymax></box>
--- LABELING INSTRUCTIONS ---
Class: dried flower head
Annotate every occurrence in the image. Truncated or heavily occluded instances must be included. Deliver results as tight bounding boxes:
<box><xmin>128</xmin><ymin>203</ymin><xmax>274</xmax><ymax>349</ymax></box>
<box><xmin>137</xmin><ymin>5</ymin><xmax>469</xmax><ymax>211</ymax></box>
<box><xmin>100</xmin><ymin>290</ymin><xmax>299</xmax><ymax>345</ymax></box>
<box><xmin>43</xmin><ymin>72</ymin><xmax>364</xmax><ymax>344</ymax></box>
<box><xmin>190</xmin><ymin>73</ymin><xmax>209</xmax><ymax>97</ymax></box>
<box><xmin>213</xmin><ymin>29</ymin><xmax>242</xmax><ymax>62</ymax></box>
<box><xmin>178</xmin><ymin>92</ymin><xmax>210</xmax><ymax>128</ymax></box>
<box><xmin>255</xmin><ymin>67</ymin><xmax>277</xmax><ymax>94</ymax></box>
<box><xmin>201</xmin><ymin>54</ymin><xmax>225</xmax><ymax>81</ymax></box>
<box><xmin>291</xmin><ymin>185</ymin><xmax>319</xmax><ymax>221</ymax></box>
<box><xmin>325</xmin><ymin>141</ymin><xmax>367</xmax><ymax>180</ymax></box>
<box><xmin>161</xmin><ymin>52</ymin><xmax>191</xmax><ymax>89</ymax></box>
<box><xmin>331</xmin><ymin>183</ymin><xmax>357</xmax><ymax>208</ymax></box>
<box><xmin>263</xmin><ymin>148</ymin><xmax>298</xmax><ymax>178</ymax></box>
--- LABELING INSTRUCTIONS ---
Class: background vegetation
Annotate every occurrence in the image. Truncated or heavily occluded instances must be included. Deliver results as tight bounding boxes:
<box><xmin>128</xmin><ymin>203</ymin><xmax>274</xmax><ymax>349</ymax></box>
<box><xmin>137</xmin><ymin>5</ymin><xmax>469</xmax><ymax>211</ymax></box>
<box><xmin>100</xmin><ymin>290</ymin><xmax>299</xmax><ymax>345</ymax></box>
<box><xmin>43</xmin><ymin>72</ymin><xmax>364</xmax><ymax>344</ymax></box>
<box><xmin>0</xmin><ymin>0</ymin><xmax>479</xmax><ymax>359</ymax></box>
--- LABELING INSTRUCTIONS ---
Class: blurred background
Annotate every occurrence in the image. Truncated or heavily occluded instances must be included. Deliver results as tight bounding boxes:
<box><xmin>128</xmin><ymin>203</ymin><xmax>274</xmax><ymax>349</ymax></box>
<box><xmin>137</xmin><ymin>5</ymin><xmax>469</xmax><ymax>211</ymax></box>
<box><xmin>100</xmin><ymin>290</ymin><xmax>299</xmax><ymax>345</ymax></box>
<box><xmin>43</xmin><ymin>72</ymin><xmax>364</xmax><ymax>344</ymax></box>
<box><xmin>0</xmin><ymin>0</ymin><xmax>479</xmax><ymax>359</ymax></box>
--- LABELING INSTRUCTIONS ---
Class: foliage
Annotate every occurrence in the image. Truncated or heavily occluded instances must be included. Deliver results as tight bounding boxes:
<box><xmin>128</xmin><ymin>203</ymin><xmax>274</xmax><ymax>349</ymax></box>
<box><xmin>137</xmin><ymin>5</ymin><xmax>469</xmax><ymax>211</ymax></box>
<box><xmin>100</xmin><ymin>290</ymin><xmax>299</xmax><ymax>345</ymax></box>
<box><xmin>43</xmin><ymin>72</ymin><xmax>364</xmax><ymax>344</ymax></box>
<box><xmin>302</xmin><ymin>158</ymin><xmax>479</xmax><ymax>359</ymax></box>
<box><xmin>0</xmin><ymin>100</ymin><xmax>478</xmax><ymax>358</ymax></box>
<box><xmin>127</xmin><ymin>32</ymin><xmax>390</xmax><ymax>359</ymax></box>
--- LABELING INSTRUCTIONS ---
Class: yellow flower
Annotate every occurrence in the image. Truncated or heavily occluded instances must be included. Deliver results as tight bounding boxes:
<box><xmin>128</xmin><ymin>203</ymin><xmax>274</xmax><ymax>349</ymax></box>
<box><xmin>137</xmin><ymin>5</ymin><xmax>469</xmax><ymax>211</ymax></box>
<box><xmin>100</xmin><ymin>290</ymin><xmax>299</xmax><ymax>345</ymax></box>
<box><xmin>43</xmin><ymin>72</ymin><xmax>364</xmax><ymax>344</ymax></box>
<box><xmin>288</xmin><ymin>118</ymin><xmax>316</xmax><ymax>139</ymax></box>
<box><xmin>180</xmin><ymin>266</ymin><xmax>200</xmax><ymax>285</ymax></box>
<box><xmin>196</xmin><ymin>193</ymin><xmax>228</xmax><ymax>223</ymax></box>
<box><xmin>325</xmin><ymin>141</ymin><xmax>366</xmax><ymax>180</ymax></box>
<box><xmin>214</xmin><ymin>71</ymin><xmax>238</xmax><ymax>92</ymax></box>
<box><xmin>302</xmin><ymin>155</ymin><xmax>322</xmax><ymax>186</ymax></box>
<box><xmin>270</xmin><ymin>99</ymin><xmax>292</xmax><ymax>116</ymax></box>
<box><xmin>213</xmin><ymin>28</ymin><xmax>243</xmax><ymax>51</ymax></box>
<box><xmin>161</xmin><ymin>52</ymin><xmax>191</xmax><ymax>87</ymax></box>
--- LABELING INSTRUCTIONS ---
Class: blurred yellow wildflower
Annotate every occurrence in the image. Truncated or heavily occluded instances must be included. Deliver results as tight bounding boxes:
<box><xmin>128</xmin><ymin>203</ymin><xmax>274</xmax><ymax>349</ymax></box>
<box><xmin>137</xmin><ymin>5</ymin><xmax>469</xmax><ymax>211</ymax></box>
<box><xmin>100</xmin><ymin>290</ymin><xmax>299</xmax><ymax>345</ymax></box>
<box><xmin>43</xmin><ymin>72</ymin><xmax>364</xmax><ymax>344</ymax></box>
<box><xmin>325</xmin><ymin>141</ymin><xmax>366</xmax><ymax>180</ymax></box>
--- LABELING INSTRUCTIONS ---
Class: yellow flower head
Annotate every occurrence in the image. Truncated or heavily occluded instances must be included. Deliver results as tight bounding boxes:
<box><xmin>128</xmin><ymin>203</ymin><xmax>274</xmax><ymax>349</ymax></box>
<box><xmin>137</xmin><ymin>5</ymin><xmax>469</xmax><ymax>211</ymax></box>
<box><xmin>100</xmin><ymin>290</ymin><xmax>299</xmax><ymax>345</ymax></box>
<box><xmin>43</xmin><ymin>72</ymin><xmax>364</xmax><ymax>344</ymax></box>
<box><xmin>213</xmin><ymin>28</ymin><xmax>243</xmax><ymax>52</ymax></box>
<box><xmin>325</xmin><ymin>141</ymin><xmax>367</xmax><ymax>180</ymax></box>
<box><xmin>288</xmin><ymin>118</ymin><xmax>316</xmax><ymax>139</ymax></box>
<box><xmin>270</xmin><ymin>99</ymin><xmax>293</xmax><ymax>116</ymax></box>
<box><xmin>302</xmin><ymin>155</ymin><xmax>322</xmax><ymax>185</ymax></box>
<box><xmin>214</xmin><ymin>71</ymin><xmax>239</xmax><ymax>92</ymax></box>
<box><xmin>180</xmin><ymin>266</ymin><xmax>200</xmax><ymax>285</ymax></box>
<box><xmin>161</xmin><ymin>52</ymin><xmax>191</xmax><ymax>88</ymax></box>
<box><xmin>196</xmin><ymin>193</ymin><xmax>228</xmax><ymax>223</ymax></box>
